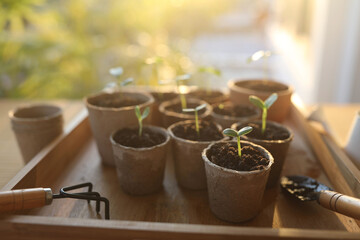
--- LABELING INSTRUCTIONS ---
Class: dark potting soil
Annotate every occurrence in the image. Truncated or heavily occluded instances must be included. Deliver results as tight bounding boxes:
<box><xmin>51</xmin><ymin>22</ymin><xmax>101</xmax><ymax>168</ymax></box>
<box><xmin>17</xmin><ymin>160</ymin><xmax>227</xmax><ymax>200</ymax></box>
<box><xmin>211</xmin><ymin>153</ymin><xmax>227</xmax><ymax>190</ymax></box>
<box><xmin>237</xmin><ymin>122</ymin><xmax>290</xmax><ymax>140</ymax></box>
<box><xmin>213</xmin><ymin>104</ymin><xmax>258</xmax><ymax>117</ymax></box>
<box><xmin>188</xmin><ymin>90</ymin><xmax>224</xmax><ymax>101</ymax></box>
<box><xmin>93</xmin><ymin>96</ymin><xmax>145</xmax><ymax>108</ymax></box>
<box><xmin>236</xmin><ymin>81</ymin><xmax>288</xmax><ymax>92</ymax></box>
<box><xmin>113</xmin><ymin>127</ymin><xmax>166</xmax><ymax>148</ymax></box>
<box><xmin>207</xmin><ymin>142</ymin><xmax>269</xmax><ymax>171</ymax></box>
<box><xmin>165</xmin><ymin>102</ymin><xmax>207</xmax><ymax>115</ymax></box>
<box><xmin>172</xmin><ymin>121</ymin><xmax>223</xmax><ymax>141</ymax></box>
<box><xmin>151</xmin><ymin>92</ymin><xmax>177</xmax><ymax>102</ymax></box>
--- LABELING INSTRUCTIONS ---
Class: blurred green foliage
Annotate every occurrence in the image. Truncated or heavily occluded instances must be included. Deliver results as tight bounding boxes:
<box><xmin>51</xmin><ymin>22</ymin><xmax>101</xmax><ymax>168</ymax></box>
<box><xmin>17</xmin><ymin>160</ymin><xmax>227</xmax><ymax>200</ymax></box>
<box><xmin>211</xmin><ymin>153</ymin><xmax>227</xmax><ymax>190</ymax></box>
<box><xmin>0</xmin><ymin>0</ymin><xmax>236</xmax><ymax>98</ymax></box>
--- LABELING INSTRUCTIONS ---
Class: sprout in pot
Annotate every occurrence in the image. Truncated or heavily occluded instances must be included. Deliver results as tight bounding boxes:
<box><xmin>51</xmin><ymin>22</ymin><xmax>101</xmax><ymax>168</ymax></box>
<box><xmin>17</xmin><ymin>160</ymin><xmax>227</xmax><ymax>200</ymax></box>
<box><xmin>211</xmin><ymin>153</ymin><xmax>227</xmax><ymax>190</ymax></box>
<box><xmin>93</xmin><ymin>66</ymin><xmax>142</xmax><ymax>109</ymax></box>
<box><xmin>223</xmin><ymin>126</ymin><xmax>253</xmax><ymax>158</ymax></box>
<box><xmin>249</xmin><ymin>93</ymin><xmax>278</xmax><ymax>135</ymax></box>
<box><xmin>202</xmin><ymin>134</ymin><xmax>273</xmax><ymax>222</ymax></box>
<box><xmin>110</xmin><ymin>106</ymin><xmax>171</xmax><ymax>195</ymax></box>
<box><xmin>182</xmin><ymin>103</ymin><xmax>207</xmax><ymax>136</ymax></box>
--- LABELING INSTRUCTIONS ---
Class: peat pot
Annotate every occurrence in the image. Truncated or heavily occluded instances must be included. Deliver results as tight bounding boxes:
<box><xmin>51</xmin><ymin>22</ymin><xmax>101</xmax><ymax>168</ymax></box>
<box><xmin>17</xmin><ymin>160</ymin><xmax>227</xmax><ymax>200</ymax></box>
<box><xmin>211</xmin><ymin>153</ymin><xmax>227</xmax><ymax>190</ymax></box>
<box><xmin>232</xmin><ymin>120</ymin><xmax>293</xmax><ymax>187</ymax></box>
<box><xmin>202</xmin><ymin>140</ymin><xmax>273</xmax><ymax>222</ymax></box>
<box><xmin>110</xmin><ymin>126</ymin><xmax>170</xmax><ymax>195</ymax></box>
<box><xmin>85</xmin><ymin>91</ymin><xmax>154</xmax><ymax>166</ymax></box>
<box><xmin>228</xmin><ymin>79</ymin><xmax>293</xmax><ymax>122</ymax></box>
<box><xmin>9</xmin><ymin>104</ymin><xmax>63</xmax><ymax>163</ymax></box>
<box><xmin>211</xmin><ymin>102</ymin><xmax>260</xmax><ymax>129</ymax></box>
<box><xmin>187</xmin><ymin>89</ymin><xmax>229</xmax><ymax>105</ymax></box>
<box><xmin>168</xmin><ymin>120</ymin><xmax>226</xmax><ymax>190</ymax></box>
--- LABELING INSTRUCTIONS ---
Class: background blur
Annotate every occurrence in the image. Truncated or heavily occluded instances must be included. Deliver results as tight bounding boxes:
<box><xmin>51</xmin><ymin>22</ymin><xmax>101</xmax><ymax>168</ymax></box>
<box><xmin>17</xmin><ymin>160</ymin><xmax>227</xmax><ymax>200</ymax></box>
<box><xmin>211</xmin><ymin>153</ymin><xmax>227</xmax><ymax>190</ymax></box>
<box><xmin>1</xmin><ymin>0</ymin><xmax>359</xmax><ymax>103</ymax></box>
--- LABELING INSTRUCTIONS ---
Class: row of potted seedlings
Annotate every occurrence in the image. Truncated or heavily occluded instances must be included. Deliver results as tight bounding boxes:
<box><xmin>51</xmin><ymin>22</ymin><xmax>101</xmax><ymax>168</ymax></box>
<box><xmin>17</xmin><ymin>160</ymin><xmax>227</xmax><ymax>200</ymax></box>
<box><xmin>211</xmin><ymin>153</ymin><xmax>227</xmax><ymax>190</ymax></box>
<box><xmin>85</xmin><ymin>67</ymin><xmax>294</xmax><ymax>222</ymax></box>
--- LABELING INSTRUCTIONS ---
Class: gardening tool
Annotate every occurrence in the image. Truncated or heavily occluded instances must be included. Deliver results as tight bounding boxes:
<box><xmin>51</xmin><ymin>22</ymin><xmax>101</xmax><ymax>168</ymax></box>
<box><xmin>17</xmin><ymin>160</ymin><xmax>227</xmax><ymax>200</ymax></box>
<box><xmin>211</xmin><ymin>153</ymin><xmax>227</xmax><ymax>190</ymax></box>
<box><xmin>280</xmin><ymin>175</ymin><xmax>360</xmax><ymax>219</ymax></box>
<box><xmin>0</xmin><ymin>182</ymin><xmax>110</xmax><ymax>219</ymax></box>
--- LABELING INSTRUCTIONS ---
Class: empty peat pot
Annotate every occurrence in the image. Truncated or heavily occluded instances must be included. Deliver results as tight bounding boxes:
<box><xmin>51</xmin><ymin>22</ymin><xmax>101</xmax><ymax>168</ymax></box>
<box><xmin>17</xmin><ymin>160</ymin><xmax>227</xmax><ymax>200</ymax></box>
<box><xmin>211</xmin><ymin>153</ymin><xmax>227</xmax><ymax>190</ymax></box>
<box><xmin>228</xmin><ymin>79</ymin><xmax>293</xmax><ymax>122</ymax></box>
<box><xmin>187</xmin><ymin>89</ymin><xmax>229</xmax><ymax>105</ymax></box>
<box><xmin>211</xmin><ymin>102</ymin><xmax>260</xmax><ymax>129</ymax></box>
<box><xmin>232</xmin><ymin>120</ymin><xmax>293</xmax><ymax>187</ymax></box>
<box><xmin>9</xmin><ymin>104</ymin><xmax>63</xmax><ymax>163</ymax></box>
<box><xmin>85</xmin><ymin>91</ymin><xmax>154</xmax><ymax>166</ymax></box>
<box><xmin>168</xmin><ymin>120</ymin><xmax>226</xmax><ymax>190</ymax></box>
<box><xmin>202</xmin><ymin>140</ymin><xmax>273</xmax><ymax>222</ymax></box>
<box><xmin>110</xmin><ymin>126</ymin><xmax>170</xmax><ymax>195</ymax></box>
<box><xmin>159</xmin><ymin>98</ymin><xmax>212</xmax><ymax>128</ymax></box>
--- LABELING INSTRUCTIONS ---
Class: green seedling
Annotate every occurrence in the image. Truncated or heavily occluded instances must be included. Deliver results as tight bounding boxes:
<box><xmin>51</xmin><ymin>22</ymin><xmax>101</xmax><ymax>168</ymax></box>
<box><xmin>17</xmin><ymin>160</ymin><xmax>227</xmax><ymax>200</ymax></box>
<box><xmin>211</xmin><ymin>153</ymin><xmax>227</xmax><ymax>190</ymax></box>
<box><xmin>175</xmin><ymin>73</ymin><xmax>191</xmax><ymax>109</ymax></box>
<box><xmin>249</xmin><ymin>93</ymin><xmax>278</xmax><ymax>134</ymax></box>
<box><xmin>247</xmin><ymin>50</ymin><xmax>273</xmax><ymax>81</ymax></box>
<box><xmin>109</xmin><ymin>67</ymin><xmax>134</xmax><ymax>97</ymax></box>
<box><xmin>197</xmin><ymin>66</ymin><xmax>221</xmax><ymax>95</ymax></box>
<box><xmin>223</xmin><ymin>126</ymin><xmax>253</xmax><ymax>158</ymax></box>
<box><xmin>182</xmin><ymin>103</ymin><xmax>207</xmax><ymax>136</ymax></box>
<box><xmin>135</xmin><ymin>105</ymin><xmax>150</xmax><ymax>137</ymax></box>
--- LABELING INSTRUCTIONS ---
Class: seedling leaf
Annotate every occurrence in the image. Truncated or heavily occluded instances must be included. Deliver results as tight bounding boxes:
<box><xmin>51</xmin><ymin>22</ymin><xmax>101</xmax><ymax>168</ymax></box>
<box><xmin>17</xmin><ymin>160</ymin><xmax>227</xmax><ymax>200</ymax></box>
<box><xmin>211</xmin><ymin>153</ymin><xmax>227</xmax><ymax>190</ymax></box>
<box><xmin>249</xmin><ymin>95</ymin><xmax>265</xmax><ymax>109</ymax></box>
<box><xmin>198</xmin><ymin>66</ymin><xmax>221</xmax><ymax>77</ymax></box>
<box><xmin>109</xmin><ymin>67</ymin><xmax>123</xmax><ymax>77</ymax></box>
<box><xmin>135</xmin><ymin>106</ymin><xmax>142</xmax><ymax>120</ymax></box>
<box><xmin>142</xmin><ymin>106</ymin><xmax>150</xmax><ymax>119</ymax></box>
<box><xmin>195</xmin><ymin>103</ymin><xmax>207</xmax><ymax>111</ymax></box>
<box><xmin>264</xmin><ymin>93</ymin><xmax>278</xmax><ymax>109</ymax></box>
<box><xmin>176</xmin><ymin>74</ymin><xmax>191</xmax><ymax>82</ymax></box>
<box><xmin>120</xmin><ymin>77</ymin><xmax>134</xmax><ymax>87</ymax></box>
<box><xmin>238</xmin><ymin>126</ymin><xmax>253</xmax><ymax>136</ymax></box>
<box><xmin>222</xmin><ymin>128</ymin><xmax>238</xmax><ymax>138</ymax></box>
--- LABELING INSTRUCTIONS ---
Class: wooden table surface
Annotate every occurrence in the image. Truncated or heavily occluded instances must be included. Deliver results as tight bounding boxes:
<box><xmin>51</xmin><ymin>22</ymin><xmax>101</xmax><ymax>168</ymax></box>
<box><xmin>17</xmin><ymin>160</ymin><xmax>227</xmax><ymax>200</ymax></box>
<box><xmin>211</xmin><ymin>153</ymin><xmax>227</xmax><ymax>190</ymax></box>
<box><xmin>0</xmin><ymin>100</ymin><xmax>359</xmax><ymax>189</ymax></box>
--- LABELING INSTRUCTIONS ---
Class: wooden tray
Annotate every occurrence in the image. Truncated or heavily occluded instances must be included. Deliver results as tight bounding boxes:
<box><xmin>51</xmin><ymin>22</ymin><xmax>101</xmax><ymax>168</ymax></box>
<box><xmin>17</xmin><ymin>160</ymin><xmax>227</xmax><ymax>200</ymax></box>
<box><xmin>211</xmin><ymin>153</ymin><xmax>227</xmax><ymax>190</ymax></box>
<box><xmin>1</xmin><ymin>95</ymin><xmax>360</xmax><ymax>239</ymax></box>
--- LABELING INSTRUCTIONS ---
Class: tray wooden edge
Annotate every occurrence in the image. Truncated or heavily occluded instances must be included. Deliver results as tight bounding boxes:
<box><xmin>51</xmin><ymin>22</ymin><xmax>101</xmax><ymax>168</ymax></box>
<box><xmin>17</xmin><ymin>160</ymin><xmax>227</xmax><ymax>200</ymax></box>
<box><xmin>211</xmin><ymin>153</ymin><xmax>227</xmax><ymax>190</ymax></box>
<box><xmin>1</xmin><ymin>215</ymin><xmax>360</xmax><ymax>240</ymax></box>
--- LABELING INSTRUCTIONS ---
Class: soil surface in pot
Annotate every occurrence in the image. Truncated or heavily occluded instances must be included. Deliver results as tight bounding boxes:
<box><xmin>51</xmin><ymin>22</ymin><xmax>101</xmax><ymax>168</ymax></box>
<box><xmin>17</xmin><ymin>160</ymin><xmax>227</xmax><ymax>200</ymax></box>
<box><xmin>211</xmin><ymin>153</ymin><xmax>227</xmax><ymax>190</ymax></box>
<box><xmin>237</xmin><ymin>122</ymin><xmax>290</xmax><ymax>140</ymax></box>
<box><xmin>113</xmin><ymin>127</ymin><xmax>166</xmax><ymax>148</ymax></box>
<box><xmin>172</xmin><ymin>121</ymin><xmax>223</xmax><ymax>141</ymax></box>
<box><xmin>165</xmin><ymin>102</ymin><xmax>207</xmax><ymax>115</ymax></box>
<box><xmin>92</xmin><ymin>96</ymin><xmax>145</xmax><ymax>108</ymax></box>
<box><xmin>207</xmin><ymin>142</ymin><xmax>269</xmax><ymax>171</ymax></box>
<box><xmin>213</xmin><ymin>104</ymin><xmax>257</xmax><ymax>117</ymax></box>
<box><xmin>188</xmin><ymin>90</ymin><xmax>224</xmax><ymax>100</ymax></box>
<box><xmin>236</xmin><ymin>81</ymin><xmax>288</xmax><ymax>92</ymax></box>
<box><xmin>151</xmin><ymin>92</ymin><xmax>177</xmax><ymax>102</ymax></box>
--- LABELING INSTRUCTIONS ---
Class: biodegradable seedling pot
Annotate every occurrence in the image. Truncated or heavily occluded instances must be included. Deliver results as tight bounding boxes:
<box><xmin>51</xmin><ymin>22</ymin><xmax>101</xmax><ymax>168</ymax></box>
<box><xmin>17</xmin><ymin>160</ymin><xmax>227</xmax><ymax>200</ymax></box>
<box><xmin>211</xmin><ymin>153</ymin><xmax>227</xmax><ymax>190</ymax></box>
<box><xmin>202</xmin><ymin>140</ymin><xmax>273</xmax><ymax>222</ymax></box>
<box><xmin>187</xmin><ymin>89</ymin><xmax>229</xmax><ymax>105</ymax></box>
<box><xmin>211</xmin><ymin>102</ymin><xmax>260</xmax><ymax>129</ymax></box>
<box><xmin>228</xmin><ymin>79</ymin><xmax>293</xmax><ymax>122</ymax></box>
<box><xmin>232</xmin><ymin>120</ymin><xmax>293</xmax><ymax>187</ymax></box>
<box><xmin>168</xmin><ymin>120</ymin><xmax>226</xmax><ymax>190</ymax></box>
<box><xmin>158</xmin><ymin>98</ymin><xmax>212</xmax><ymax>128</ymax></box>
<box><xmin>9</xmin><ymin>104</ymin><xmax>63</xmax><ymax>163</ymax></box>
<box><xmin>110</xmin><ymin>125</ymin><xmax>170</xmax><ymax>195</ymax></box>
<box><xmin>85</xmin><ymin>91</ymin><xmax>154</xmax><ymax>166</ymax></box>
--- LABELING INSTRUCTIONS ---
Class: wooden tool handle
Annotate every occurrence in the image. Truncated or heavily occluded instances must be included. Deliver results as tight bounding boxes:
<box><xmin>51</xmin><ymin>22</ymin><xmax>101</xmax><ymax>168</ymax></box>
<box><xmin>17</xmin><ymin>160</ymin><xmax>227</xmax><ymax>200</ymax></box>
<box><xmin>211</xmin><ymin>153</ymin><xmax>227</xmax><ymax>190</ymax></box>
<box><xmin>0</xmin><ymin>188</ymin><xmax>53</xmax><ymax>212</ymax></box>
<box><xmin>318</xmin><ymin>190</ymin><xmax>360</xmax><ymax>219</ymax></box>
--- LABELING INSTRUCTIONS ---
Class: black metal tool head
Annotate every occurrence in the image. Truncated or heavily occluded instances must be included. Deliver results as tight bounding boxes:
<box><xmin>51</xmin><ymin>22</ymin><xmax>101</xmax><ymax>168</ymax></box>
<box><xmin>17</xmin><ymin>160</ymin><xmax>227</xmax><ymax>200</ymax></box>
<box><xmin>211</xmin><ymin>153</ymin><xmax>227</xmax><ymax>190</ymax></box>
<box><xmin>280</xmin><ymin>175</ymin><xmax>332</xmax><ymax>201</ymax></box>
